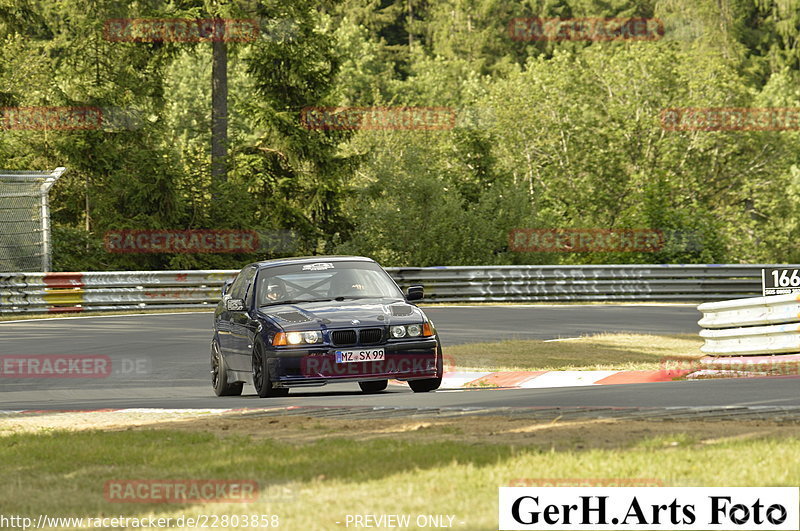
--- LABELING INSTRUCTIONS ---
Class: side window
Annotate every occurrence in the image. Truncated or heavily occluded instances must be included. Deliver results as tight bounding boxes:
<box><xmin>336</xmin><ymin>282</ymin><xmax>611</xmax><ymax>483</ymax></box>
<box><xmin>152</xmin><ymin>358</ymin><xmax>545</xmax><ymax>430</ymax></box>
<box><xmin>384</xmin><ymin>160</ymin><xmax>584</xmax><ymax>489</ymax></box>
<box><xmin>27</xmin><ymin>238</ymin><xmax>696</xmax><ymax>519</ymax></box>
<box><xmin>229</xmin><ymin>266</ymin><xmax>255</xmax><ymax>300</ymax></box>
<box><xmin>244</xmin><ymin>269</ymin><xmax>260</xmax><ymax>307</ymax></box>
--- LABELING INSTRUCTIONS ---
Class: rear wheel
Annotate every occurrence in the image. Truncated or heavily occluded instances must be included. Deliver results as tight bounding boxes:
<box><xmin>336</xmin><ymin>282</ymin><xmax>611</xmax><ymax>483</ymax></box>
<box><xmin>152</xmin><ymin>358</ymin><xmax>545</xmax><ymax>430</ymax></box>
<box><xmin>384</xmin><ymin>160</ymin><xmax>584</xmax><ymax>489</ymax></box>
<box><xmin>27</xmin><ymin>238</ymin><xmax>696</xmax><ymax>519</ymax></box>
<box><xmin>358</xmin><ymin>380</ymin><xmax>388</xmax><ymax>394</ymax></box>
<box><xmin>211</xmin><ymin>340</ymin><xmax>243</xmax><ymax>397</ymax></box>
<box><xmin>252</xmin><ymin>341</ymin><xmax>289</xmax><ymax>398</ymax></box>
<box><xmin>409</xmin><ymin>377</ymin><xmax>441</xmax><ymax>393</ymax></box>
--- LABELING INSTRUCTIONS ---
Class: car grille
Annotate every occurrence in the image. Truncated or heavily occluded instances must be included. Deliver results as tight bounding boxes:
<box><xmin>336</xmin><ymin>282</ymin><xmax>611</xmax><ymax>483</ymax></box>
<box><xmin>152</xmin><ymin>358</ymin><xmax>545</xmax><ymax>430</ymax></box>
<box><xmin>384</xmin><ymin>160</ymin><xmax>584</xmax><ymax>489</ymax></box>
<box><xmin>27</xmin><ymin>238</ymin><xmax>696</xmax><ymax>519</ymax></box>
<box><xmin>358</xmin><ymin>328</ymin><xmax>383</xmax><ymax>345</ymax></box>
<box><xmin>330</xmin><ymin>328</ymin><xmax>385</xmax><ymax>346</ymax></box>
<box><xmin>331</xmin><ymin>330</ymin><xmax>357</xmax><ymax>346</ymax></box>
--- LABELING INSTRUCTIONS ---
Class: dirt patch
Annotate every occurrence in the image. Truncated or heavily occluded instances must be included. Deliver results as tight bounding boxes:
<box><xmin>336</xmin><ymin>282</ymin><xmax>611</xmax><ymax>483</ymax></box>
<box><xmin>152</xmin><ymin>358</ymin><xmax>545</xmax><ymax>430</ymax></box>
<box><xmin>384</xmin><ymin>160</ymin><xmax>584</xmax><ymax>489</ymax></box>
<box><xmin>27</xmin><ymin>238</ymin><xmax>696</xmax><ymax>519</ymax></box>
<box><xmin>2</xmin><ymin>410</ymin><xmax>798</xmax><ymax>451</ymax></box>
<box><xmin>0</xmin><ymin>409</ymin><xmax>234</xmax><ymax>434</ymax></box>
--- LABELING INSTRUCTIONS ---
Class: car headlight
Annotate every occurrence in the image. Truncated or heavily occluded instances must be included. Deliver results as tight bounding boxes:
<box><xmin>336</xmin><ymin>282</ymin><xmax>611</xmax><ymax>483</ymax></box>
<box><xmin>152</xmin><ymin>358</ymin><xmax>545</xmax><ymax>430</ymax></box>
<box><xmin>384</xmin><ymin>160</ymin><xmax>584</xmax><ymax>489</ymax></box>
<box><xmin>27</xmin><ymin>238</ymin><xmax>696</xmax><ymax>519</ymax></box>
<box><xmin>303</xmin><ymin>331</ymin><xmax>321</xmax><ymax>344</ymax></box>
<box><xmin>390</xmin><ymin>323</ymin><xmax>433</xmax><ymax>338</ymax></box>
<box><xmin>273</xmin><ymin>330</ymin><xmax>323</xmax><ymax>346</ymax></box>
<box><xmin>286</xmin><ymin>332</ymin><xmax>303</xmax><ymax>345</ymax></box>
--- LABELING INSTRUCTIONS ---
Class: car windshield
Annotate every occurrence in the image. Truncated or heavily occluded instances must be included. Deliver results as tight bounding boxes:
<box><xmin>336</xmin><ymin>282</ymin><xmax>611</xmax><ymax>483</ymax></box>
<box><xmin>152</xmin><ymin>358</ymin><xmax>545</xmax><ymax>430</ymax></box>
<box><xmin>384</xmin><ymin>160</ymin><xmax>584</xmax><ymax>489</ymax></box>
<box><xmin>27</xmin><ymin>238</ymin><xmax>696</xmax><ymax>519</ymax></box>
<box><xmin>256</xmin><ymin>260</ymin><xmax>404</xmax><ymax>306</ymax></box>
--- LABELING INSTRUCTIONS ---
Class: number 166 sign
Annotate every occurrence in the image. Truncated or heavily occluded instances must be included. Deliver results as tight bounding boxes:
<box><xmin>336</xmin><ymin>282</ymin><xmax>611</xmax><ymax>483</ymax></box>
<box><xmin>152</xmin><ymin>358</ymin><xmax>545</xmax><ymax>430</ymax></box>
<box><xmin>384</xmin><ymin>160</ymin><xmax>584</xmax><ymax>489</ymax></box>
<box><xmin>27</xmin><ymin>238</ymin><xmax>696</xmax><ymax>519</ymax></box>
<box><xmin>762</xmin><ymin>268</ymin><xmax>800</xmax><ymax>295</ymax></box>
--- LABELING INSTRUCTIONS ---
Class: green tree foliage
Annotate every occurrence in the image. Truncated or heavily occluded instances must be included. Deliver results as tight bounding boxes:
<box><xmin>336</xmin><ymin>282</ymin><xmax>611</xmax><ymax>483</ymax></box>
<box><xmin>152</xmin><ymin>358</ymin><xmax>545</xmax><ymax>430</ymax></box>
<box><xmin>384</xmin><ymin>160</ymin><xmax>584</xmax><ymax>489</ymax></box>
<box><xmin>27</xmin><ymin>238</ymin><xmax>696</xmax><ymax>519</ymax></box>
<box><xmin>0</xmin><ymin>0</ymin><xmax>798</xmax><ymax>270</ymax></box>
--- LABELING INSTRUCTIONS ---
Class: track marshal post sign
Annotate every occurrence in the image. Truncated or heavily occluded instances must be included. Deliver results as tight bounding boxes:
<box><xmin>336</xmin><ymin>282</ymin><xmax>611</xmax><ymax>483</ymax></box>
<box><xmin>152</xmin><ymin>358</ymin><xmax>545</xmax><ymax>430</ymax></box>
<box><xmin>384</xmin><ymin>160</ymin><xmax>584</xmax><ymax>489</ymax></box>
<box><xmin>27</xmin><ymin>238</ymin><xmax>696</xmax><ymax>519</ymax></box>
<box><xmin>762</xmin><ymin>268</ymin><xmax>800</xmax><ymax>295</ymax></box>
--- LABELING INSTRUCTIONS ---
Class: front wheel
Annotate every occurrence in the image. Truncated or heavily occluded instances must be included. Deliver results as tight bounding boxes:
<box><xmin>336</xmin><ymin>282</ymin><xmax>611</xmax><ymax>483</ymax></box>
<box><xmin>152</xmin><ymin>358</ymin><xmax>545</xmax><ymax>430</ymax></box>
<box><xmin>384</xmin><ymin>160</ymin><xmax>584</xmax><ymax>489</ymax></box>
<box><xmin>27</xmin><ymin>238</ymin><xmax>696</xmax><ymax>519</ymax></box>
<box><xmin>252</xmin><ymin>342</ymin><xmax>289</xmax><ymax>398</ymax></box>
<box><xmin>211</xmin><ymin>340</ymin><xmax>243</xmax><ymax>397</ymax></box>
<box><xmin>359</xmin><ymin>380</ymin><xmax>388</xmax><ymax>394</ymax></box>
<box><xmin>409</xmin><ymin>377</ymin><xmax>441</xmax><ymax>393</ymax></box>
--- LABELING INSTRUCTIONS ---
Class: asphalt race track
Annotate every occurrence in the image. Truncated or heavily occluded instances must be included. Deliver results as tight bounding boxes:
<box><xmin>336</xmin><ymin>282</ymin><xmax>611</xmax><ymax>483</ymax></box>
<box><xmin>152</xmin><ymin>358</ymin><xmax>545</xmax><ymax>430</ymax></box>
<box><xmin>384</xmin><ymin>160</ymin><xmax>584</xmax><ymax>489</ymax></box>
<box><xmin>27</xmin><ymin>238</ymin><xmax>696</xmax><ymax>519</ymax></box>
<box><xmin>1</xmin><ymin>304</ymin><xmax>797</xmax><ymax>411</ymax></box>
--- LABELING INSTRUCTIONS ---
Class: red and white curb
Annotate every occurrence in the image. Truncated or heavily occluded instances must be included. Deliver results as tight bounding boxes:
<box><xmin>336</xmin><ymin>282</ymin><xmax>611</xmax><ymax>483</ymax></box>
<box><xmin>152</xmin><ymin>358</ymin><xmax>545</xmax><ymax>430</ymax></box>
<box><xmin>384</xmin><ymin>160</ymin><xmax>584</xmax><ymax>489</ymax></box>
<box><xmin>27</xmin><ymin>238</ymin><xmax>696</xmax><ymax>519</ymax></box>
<box><xmin>435</xmin><ymin>369</ymin><xmax>694</xmax><ymax>389</ymax></box>
<box><xmin>424</xmin><ymin>353</ymin><xmax>800</xmax><ymax>389</ymax></box>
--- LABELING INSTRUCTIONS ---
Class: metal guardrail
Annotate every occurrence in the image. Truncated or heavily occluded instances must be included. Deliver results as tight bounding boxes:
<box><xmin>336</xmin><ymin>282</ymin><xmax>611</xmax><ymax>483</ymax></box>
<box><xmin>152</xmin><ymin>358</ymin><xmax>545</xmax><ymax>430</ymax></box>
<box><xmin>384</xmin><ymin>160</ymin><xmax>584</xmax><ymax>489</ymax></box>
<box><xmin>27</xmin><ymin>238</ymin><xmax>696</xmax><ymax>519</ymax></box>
<box><xmin>698</xmin><ymin>293</ymin><xmax>800</xmax><ymax>357</ymax></box>
<box><xmin>0</xmin><ymin>271</ymin><xmax>234</xmax><ymax>313</ymax></box>
<box><xmin>390</xmin><ymin>264</ymin><xmax>784</xmax><ymax>302</ymax></box>
<box><xmin>0</xmin><ymin>264</ymin><xmax>795</xmax><ymax>314</ymax></box>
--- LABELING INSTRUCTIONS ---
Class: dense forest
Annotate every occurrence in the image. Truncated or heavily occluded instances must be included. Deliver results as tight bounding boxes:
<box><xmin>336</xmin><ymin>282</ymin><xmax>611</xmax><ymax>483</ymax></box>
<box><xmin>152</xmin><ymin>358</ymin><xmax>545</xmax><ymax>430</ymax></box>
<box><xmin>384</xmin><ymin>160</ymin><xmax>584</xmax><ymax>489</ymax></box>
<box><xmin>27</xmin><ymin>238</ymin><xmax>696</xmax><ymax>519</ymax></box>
<box><xmin>1</xmin><ymin>0</ymin><xmax>799</xmax><ymax>270</ymax></box>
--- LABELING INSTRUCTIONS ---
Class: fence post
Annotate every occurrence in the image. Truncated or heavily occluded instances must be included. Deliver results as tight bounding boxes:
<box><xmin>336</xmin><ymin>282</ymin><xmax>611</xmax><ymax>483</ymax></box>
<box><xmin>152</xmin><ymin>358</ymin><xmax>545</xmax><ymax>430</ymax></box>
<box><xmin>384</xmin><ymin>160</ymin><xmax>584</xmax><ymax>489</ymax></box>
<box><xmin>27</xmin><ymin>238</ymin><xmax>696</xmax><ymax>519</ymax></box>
<box><xmin>39</xmin><ymin>167</ymin><xmax>66</xmax><ymax>272</ymax></box>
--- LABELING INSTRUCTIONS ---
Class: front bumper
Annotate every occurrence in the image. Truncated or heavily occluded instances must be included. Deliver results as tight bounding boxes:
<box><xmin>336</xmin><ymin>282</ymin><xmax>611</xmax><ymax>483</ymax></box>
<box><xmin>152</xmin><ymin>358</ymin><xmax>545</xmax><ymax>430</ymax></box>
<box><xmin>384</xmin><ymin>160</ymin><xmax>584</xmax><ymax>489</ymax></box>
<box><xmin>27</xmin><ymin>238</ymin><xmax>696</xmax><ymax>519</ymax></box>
<box><xmin>269</xmin><ymin>338</ymin><xmax>441</xmax><ymax>387</ymax></box>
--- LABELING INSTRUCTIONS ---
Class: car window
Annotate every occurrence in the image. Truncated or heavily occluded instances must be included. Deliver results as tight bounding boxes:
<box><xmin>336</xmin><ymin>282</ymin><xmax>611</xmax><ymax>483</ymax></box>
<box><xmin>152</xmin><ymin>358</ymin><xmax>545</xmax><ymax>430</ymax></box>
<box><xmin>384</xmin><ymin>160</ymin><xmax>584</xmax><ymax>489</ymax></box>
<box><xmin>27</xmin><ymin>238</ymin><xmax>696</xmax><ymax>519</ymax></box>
<box><xmin>257</xmin><ymin>261</ymin><xmax>403</xmax><ymax>306</ymax></box>
<box><xmin>229</xmin><ymin>266</ymin><xmax>256</xmax><ymax>300</ymax></box>
<box><xmin>244</xmin><ymin>268</ymin><xmax>259</xmax><ymax>307</ymax></box>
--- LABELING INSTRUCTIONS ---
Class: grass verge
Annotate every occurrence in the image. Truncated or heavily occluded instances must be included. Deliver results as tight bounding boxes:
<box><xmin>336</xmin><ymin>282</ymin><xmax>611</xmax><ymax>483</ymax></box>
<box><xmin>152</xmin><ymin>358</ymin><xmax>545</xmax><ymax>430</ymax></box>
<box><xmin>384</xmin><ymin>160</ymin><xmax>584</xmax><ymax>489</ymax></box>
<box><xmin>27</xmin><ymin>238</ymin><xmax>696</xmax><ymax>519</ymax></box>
<box><xmin>0</xmin><ymin>414</ymin><xmax>797</xmax><ymax>530</ymax></box>
<box><xmin>443</xmin><ymin>333</ymin><xmax>704</xmax><ymax>372</ymax></box>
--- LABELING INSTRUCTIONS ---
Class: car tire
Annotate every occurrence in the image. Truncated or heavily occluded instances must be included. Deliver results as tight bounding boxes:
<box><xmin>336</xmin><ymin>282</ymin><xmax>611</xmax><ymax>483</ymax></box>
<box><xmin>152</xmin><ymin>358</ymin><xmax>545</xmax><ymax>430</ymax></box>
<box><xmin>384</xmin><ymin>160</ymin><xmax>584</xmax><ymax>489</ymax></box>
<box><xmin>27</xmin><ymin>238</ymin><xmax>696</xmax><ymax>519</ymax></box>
<box><xmin>252</xmin><ymin>341</ymin><xmax>289</xmax><ymax>398</ymax></box>
<box><xmin>211</xmin><ymin>340</ymin><xmax>243</xmax><ymax>397</ymax></box>
<box><xmin>409</xmin><ymin>377</ymin><xmax>441</xmax><ymax>393</ymax></box>
<box><xmin>358</xmin><ymin>380</ymin><xmax>388</xmax><ymax>394</ymax></box>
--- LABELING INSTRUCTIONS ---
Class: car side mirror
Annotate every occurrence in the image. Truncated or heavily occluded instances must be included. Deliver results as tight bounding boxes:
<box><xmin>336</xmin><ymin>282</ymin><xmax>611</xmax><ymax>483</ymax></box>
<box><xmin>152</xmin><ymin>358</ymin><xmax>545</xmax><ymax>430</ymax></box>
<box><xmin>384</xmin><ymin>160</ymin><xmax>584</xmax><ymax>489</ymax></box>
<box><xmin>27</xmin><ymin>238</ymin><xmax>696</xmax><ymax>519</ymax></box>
<box><xmin>406</xmin><ymin>285</ymin><xmax>424</xmax><ymax>301</ymax></box>
<box><xmin>225</xmin><ymin>298</ymin><xmax>245</xmax><ymax>311</ymax></box>
<box><xmin>221</xmin><ymin>279</ymin><xmax>234</xmax><ymax>296</ymax></box>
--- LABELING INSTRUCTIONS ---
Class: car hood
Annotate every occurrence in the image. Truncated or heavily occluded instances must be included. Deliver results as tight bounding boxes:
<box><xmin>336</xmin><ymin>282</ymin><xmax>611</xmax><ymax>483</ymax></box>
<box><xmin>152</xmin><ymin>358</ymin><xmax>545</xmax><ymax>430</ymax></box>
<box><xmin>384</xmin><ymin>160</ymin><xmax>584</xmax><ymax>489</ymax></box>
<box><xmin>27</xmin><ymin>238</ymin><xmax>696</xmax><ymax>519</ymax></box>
<box><xmin>257</xmin><ymin>299</ymin><xmax>425</xmax><ymax>330</ymax></box>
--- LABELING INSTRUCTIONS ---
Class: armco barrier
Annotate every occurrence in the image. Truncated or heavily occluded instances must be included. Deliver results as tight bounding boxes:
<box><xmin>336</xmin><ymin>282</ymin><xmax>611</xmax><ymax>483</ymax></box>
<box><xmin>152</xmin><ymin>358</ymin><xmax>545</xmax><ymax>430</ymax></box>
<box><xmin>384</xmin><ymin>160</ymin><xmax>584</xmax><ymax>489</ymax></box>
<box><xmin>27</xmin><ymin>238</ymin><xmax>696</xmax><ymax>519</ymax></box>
<box><xmin>0</xmin><ymin>271</ymin><xmax>235</xmax><ymax>314</ymax></box>
<box><xmin>698</xmin><ymin>293</ymin><xmax>800</xmax><ymax>357</ymax></box>
<box><xmin>389</xmin><ymin>264</ymin><xmax>773</xmax><ymax>302</ymax></box>
<box><xmin>0</xmin><ymin>264</ymin><xmax>795</xmax><ymax>314</ymax></box>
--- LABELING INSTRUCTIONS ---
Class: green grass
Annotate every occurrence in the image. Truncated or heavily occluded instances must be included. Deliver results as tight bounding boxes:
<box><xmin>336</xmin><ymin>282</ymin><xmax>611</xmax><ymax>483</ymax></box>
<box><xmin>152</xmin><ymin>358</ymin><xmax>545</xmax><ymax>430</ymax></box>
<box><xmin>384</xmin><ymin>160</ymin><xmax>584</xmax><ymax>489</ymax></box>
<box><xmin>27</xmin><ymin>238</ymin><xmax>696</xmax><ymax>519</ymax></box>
<box><xmin>1</xmin><ymin>426</ymin><xmax>797</xmax><ymax>530</ymax></box>
<box><xmin>443</xmin><ymin>333</ymin><xmax>704</xmax><ymax>372</ymax></box>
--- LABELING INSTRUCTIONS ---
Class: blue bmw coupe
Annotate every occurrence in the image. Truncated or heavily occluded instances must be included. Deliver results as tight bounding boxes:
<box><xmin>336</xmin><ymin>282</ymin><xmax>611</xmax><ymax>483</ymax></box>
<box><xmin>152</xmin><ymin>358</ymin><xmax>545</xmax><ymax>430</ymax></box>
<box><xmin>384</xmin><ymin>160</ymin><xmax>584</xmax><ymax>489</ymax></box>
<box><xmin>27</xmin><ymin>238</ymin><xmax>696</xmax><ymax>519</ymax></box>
<box><xmin>211</xmin><ymin>256</ymin><xmax>443</xmax><ymax>397</ymax></box>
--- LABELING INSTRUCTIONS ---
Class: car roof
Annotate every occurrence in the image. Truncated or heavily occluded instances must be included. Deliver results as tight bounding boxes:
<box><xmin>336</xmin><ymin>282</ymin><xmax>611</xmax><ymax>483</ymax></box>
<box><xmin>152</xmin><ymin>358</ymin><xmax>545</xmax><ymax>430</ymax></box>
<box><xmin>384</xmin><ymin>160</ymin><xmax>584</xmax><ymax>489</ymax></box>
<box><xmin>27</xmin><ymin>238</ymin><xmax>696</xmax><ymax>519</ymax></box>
<box><xmin>252</xmin><ymin>255</ymin><xmax>376</xmax><ymax>270</ymax></box>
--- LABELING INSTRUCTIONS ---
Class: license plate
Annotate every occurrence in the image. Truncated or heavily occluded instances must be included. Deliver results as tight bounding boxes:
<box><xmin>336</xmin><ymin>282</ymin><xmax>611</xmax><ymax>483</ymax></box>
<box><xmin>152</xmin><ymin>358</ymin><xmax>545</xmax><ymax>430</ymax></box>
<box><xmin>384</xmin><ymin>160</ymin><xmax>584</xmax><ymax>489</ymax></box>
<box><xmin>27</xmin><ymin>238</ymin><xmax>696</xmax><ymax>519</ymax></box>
<box><xmin>335</xmin><ymin>348</ymin><xmax>385</xmax><ymax>363</ymax></box>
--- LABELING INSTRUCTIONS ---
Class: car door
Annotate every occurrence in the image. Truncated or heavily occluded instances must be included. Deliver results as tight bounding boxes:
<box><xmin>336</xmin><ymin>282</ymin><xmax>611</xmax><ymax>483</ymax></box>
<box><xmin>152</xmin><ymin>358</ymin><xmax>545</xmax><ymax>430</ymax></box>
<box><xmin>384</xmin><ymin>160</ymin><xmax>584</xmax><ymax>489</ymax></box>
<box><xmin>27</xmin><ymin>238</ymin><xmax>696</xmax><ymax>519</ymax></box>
<box><xmin>227</xmin><ymin>265</ymin><xmax>258</xmax><ymax>370</ymax></box>
<box><xmin>214</xmin><ymin>270</ymin><xmax>244</xmax><ymax>358</ymax></box>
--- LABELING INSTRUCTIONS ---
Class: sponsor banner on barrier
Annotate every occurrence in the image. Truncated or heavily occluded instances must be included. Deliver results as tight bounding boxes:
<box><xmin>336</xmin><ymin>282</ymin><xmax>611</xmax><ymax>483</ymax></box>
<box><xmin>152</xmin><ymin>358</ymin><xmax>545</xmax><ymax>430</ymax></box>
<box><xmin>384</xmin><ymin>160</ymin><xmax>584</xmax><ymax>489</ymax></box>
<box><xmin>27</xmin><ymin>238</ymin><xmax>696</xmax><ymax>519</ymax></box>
<box><xmin>104</xmin><ymin>479</ymin><xmax>259</xmax><ymax>503</ymax></box>
<box><xmin>660</xmin><ymin>108</ymin><xmax>800</xmax><ymax>131</ymax></box>
<box><xmin>508</xmin><ymin>18</ymin><xmax>664</xmax><ymax>41</ymax></box>
<box><xmin>498</xmin><ymin>486</ymin><xmax>799</xmax><ymax>530</ymax></box>
<box><xmin>0</xmin><ymin>106</ymin><xmax>103</xmax><ymax>130</ymax></box>
<box><xmin>508</xmin><ymin>229</ymin><xmax>664</xmax><ymax>253</ymax></box>
<box><xmin>300</xmin><ymin>106</ymin><xmax>456</xmax><ymax>130</ymax></box>
<box><xmin>104</xmin><ymin>229</ymin><xmax>259</xmax><ymax>254</ymax></box>
<box><xmin>103</xmin><ymin>18</ymin><xmax>259</xmax><ymax>42</ymax></box>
